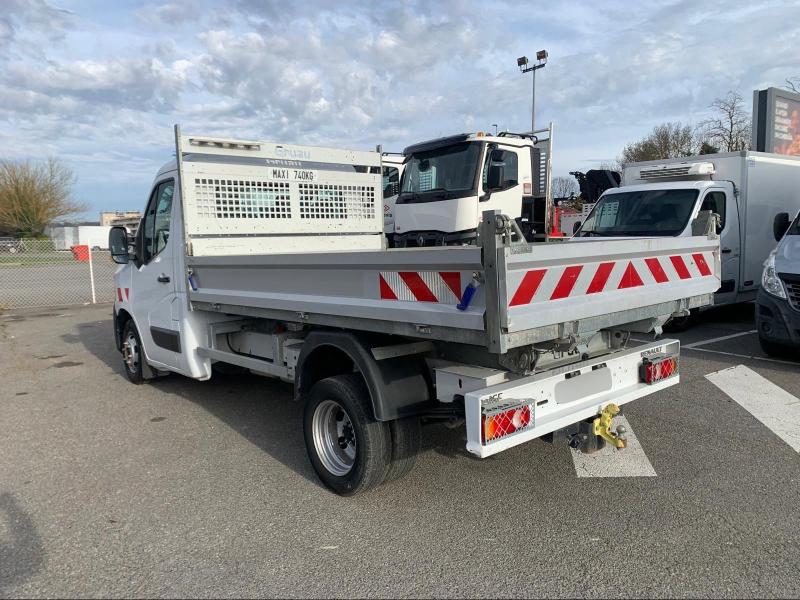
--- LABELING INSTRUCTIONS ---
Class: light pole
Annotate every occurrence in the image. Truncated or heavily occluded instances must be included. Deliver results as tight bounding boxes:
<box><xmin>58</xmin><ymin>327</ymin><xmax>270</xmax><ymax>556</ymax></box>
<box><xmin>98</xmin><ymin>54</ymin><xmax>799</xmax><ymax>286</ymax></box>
<box><xmin>517</xmin><ymin>50</ymin><xmax>548</xmax><ymax>132</ymax></box>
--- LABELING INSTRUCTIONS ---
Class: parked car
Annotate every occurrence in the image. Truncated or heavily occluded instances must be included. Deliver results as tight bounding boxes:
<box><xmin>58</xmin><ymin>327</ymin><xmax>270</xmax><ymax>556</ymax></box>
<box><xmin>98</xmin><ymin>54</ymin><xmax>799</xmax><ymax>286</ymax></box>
<box><xmin>0</xmin><ymin>237</ymin><xmax>23</xmax><ymax>253</ymax></box>
<box><xmin>756</xmin><ymin>210</ymin><xmax>800</xmax><ymax>356</ymax></box>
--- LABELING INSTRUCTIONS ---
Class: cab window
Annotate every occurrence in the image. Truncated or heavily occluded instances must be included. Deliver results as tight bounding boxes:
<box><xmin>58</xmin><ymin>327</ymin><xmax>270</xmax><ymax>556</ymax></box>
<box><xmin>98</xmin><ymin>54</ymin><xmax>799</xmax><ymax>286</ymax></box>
<box><xmin>699</xmin><ymin>191</ymin><xmax>726</xmax><ymax>231</ymax></box>
<box><xmin>142</xmin><ymin>180</ymin><xmax>175</xmax><ymax>263</ymax></box>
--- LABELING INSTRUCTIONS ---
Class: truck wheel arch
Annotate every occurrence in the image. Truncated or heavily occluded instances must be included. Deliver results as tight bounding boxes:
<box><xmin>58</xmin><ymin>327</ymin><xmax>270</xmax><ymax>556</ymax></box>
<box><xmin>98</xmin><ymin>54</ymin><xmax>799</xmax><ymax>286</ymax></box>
<box><xmin>295</xmin><ymin>331</ymin><xmax>433</xmax><ymax>421</ymax></box>
<box><xmin>114</xmin><ymin>308</ymin><xmax>134</xmax><ymax>352</ymax></box>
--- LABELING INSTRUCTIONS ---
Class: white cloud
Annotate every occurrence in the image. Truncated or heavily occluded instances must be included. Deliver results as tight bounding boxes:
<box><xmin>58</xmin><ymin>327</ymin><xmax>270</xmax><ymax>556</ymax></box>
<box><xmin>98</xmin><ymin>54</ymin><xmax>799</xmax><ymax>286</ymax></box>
<box><xmin>0</xmin><ymin>0</ymin><xmax>798</xmax><ymax>217</ymax></box>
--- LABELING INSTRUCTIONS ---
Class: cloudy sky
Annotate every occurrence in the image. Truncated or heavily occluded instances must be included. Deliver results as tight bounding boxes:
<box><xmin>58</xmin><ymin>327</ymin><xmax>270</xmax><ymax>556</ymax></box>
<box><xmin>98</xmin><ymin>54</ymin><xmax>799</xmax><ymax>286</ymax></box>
<box><xmin>1</xmin><ymin>0</ymin><xmax>799</xmax><ymax>219</ymax></box>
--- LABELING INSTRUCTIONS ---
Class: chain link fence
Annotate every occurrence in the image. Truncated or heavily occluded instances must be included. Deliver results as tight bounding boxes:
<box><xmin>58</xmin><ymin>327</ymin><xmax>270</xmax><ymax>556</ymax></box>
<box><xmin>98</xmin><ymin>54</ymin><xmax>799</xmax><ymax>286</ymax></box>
<box><xmin>0</xmin><ymin>239</ymin><xmax>118</xmax><ymax>309</ymax></box>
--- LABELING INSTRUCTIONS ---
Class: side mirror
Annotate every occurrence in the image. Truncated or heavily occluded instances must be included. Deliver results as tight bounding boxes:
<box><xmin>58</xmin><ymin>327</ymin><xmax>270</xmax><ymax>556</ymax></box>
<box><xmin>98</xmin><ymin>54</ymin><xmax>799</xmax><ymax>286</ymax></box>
<box><xmin>489</xmin><ymin>149</ymin><xmax>505</xmax><ymax>162</ymax></box>
<box><xmin>572</xmin><ymin>220</ymin><xmax>582</xmax><ymax>235</ymax></box>
<box><xmin>773</xmin><ymin>212</ymin><xmax>790</xmax><ymax>241</ymax></box>
<box><xmin>487</xmin><ymin>165</ymin><xmax>503</xmax><ymax>190</ymax></box>
<box><xmin>108</xmin><ymin>226</ymin><xmax>130</xmax><ymax>264</ymax></box>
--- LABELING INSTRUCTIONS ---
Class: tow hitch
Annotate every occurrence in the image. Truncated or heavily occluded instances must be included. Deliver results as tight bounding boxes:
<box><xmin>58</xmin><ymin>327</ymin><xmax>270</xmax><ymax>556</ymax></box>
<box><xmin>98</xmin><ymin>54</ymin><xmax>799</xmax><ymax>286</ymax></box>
<box><xmin>593</xmin><ymin>403</ymin><xmax>627</xmax><ymax>450</ymax></box>
<box><xmin>566</xmin><ymin>403</ymin><xmax>628</xmax><ymax>454</ymax></box>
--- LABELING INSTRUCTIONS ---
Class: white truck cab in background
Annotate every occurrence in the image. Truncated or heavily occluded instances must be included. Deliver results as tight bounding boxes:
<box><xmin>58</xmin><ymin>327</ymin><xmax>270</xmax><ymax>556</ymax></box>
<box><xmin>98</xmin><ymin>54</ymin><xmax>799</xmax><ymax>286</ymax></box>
<box><xmin>575</xmin><ymin>152</ymin><xmax>800</xmax><ymax>311</ymax></box>
<box><xmin>393</xmin><ymin>127</ymin><xmax>553</xmax><ymax>247</ymax></box>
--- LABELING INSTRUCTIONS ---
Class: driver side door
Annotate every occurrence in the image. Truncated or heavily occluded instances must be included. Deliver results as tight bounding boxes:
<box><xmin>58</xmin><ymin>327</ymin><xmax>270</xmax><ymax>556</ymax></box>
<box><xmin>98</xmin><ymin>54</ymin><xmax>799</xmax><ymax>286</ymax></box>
<box><xmin>130</xmin><ymin>177</ymin><xmax>182</xmax><ymax>369</ymax></box>
<box><xmin>480</xmin><ymin>146</ymin><xmax>531</xmax><ymax>223</ymax></box>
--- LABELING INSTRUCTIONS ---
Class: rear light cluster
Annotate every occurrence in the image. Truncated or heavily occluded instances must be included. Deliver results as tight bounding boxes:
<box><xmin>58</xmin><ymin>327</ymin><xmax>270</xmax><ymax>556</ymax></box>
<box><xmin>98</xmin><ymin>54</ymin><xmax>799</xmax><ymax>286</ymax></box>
<box><xmin>482</xmin><ymin>402</ymin><xmax>533</xmax><ymax>444</ymax></box>
<box><xmin>641</xmin><ymin>353</ymin><xmax>679</xmax><ymax>384</ymax></box>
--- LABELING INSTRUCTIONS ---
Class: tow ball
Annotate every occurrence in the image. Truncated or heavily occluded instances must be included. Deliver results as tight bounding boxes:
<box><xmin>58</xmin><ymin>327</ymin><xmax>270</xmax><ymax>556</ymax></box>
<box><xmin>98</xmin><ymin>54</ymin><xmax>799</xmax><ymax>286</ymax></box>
<box><xmin>593</xmin><ymin>403</ymin><xmax>627</xmax><ymax>449</ymax></box>
<box><xmin>566</xmin><ymin>403</ymin><xmax>628</xmax><ymax>454</ymax></box>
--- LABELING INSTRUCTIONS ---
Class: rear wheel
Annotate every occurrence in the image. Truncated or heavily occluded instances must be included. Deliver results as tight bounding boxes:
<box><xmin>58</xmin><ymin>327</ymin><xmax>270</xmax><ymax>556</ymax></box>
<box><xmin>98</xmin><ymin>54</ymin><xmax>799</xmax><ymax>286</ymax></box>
<box><xmin>121</xmin><ymin>320</ymin><xmax>146</xmax><ymax>384</ymax></box>
<box><xmin>303</xmin><ymin>374</ymin><xmax>391</xmax><ymax>496</ymax></box>
<box><xmin>664</xmin><ymin>309</ymin><xmax>699</xmax><ymax>333</ymax></box>
<box><xmin>385</xmin><ymin>417</ymin><xmax>421</xmax><ymax>483</ymax></box>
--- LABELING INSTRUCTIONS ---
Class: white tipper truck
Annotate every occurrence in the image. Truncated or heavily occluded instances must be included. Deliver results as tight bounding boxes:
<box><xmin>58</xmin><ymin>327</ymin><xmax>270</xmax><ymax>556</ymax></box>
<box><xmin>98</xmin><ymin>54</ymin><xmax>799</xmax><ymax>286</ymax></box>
<box><xmin>108</xmin><ymin>126</ymin><xmax>721</xmax><ymax>495</ymax></box>
<box><xmin>574</xmin><ymin>152</ymin><xmax>800</xmax><ymax>327</ymax></box>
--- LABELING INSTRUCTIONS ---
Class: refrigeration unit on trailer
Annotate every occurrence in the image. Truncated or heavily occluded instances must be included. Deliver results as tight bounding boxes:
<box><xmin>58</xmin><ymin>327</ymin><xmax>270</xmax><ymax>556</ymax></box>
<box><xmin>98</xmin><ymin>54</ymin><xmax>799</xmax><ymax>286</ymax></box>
<box><xmin>575</xmin><ymin>151</ymin><xmax>800</xmax><ymax>310</ymax></box>
<box><xmin>392</xmin><ymin>124</ymin><xmax>554</xmax><ymax>247</ymax></box>
<box><xmin>107</xmin><ymin>126</ymin><xmax>721</xmax><ymax>495</ymax></box>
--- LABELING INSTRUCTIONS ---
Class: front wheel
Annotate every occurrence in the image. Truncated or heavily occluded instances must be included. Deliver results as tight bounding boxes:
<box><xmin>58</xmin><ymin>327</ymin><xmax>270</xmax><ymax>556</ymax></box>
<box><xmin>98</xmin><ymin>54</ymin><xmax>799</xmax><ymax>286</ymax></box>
<box><xmin>121</xmin><ymin>320</ymin><xmax>146</xmax><ymax>384</ymax></box>
<box><xmin>303</xmin><ymin>374</ymin><xmax>391</xmax><ymax>496</ymax></box>
<box><xmin>758</xmin><ymin>335</ymin><xmax>790</xmax><ymax>358</ymax></box>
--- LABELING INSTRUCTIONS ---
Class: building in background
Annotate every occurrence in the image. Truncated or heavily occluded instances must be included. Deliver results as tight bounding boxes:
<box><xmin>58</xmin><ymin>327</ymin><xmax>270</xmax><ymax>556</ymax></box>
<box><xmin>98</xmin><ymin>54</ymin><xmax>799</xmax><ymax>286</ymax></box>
<box><xmin>109</xmin><ymin>213</ymin><xmax>142</xmax><ymax>236</ymax></box>
<box><xmin>99</xmin><ymin>211</ymin><xmax>141</xmax><ymax>226</ymax></box>
<box><xmin>47</xmin><ymin>224</ymin><xmax>112</xmax><ymax>250</ymax></box>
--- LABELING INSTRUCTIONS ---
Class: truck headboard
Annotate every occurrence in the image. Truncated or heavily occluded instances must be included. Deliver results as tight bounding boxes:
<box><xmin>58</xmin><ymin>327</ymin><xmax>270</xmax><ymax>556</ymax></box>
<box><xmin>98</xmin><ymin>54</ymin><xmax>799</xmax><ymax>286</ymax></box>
<box><xmin>174</xmin><ymin>126</ymin><xmax>384</xmax><ymax>256</ymax></box>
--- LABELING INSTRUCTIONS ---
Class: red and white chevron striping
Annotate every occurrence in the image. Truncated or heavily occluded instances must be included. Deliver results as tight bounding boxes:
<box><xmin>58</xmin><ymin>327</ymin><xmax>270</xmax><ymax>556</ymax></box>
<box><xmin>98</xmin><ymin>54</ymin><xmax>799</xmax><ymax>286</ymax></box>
<box><xmin>508</xmin><ymin>251</ymin><xmax>715</xmax><ymax>307</ymax></box>
<box><xmin>379</xmin><ymin>271</ymin><xmax>463</xmax><ymax>303</ymax></box>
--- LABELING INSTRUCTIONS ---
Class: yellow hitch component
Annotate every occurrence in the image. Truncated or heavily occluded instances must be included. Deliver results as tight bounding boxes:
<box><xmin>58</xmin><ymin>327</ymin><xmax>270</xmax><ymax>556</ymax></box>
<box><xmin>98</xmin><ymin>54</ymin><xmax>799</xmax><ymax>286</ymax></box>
<box><xmin>593</xmin><ymin>403</ymin><xmax>627</xmax><ymax>449</ymax></box>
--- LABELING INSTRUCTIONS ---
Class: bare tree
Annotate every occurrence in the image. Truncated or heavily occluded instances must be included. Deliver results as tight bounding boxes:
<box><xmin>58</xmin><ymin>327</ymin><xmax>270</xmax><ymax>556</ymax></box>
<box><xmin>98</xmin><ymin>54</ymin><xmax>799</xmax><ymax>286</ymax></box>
<box><xmin>552</xmin><ymin>175</ymin><xmax>578</xmax><ymax>199</ymax></box>
<box><xmin>0</xmin><ymin>159</ymin><xmax>85</xmax><ymax>238</ymax></box>
<box><xmin>787</xmin><ymin>77</ymin><xmax>800</xmax><ymax>93</ymax></box>
<box><xmin>696</xmin><ymin>91</ymin><xmax>751</xmax><ymax>152</ymax></box>
<box><xmin>621</xmin><ymin>122</ymin><xmax>695</xmax><ymax>163</ymax></box>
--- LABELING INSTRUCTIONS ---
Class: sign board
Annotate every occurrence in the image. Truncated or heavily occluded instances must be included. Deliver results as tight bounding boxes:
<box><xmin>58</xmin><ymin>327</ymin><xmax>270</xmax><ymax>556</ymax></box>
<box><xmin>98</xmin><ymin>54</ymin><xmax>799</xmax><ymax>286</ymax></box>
<box><xmin>752</xmin><ymin>87</ymin><xmax>800</xmax><ymax>155</ymax></box>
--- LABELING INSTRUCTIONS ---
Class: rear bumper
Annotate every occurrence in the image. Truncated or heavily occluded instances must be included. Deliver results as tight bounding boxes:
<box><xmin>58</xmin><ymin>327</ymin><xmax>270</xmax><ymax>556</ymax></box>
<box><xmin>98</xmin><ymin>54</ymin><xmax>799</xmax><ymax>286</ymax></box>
<box><xmin>464</xmin><ymin>339</ymin><xmax>680</xmax><ymax>458</ymax></box>
<box><xmin>756</xmin><ymin>290</ymin><xmax>800</xmax><ymax>347</ymax></box>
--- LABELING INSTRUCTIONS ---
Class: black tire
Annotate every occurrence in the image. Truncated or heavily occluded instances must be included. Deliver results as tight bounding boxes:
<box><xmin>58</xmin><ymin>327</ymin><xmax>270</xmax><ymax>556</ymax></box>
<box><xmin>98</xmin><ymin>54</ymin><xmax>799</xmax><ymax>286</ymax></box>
<box><xmin>121</xmin><ymin>320</ymin><xmax>146</xmax><ymax>384</ymax></box>
<box><xmin>303</xmin><ymin>374</ymin><xmax>391</xmax><ymax>496</ymax></box>
<box><xmin>664</xmin><ymin>309</ymin><xmax>699</xmax><ymax>333</ymax></box>
<box><xmin>759</xmin><ymin>335</ymin><xmax>789</xmax><ymax>358</ymax></box>
<box><xmin>384</xmin><ymin>417</ymin><xmax>421</xmax><ymax>483</ymax></box>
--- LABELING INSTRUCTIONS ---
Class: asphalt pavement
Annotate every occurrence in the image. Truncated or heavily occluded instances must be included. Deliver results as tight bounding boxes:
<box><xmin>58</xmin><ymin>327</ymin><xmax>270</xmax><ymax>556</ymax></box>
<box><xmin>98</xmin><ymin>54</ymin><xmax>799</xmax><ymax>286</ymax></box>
<box><xmin>1</xmin><ymin>303</ymin><xmax>799</xmax><ymax>598</ymax></box>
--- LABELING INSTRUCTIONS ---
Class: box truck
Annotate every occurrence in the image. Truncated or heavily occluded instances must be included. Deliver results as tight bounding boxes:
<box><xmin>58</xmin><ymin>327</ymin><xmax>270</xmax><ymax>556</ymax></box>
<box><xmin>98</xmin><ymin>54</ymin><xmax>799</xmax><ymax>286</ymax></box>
<box><xmin>574</xmin><ymin>152</ymin><xmax>800</xmax><ymax>323</ymax></box>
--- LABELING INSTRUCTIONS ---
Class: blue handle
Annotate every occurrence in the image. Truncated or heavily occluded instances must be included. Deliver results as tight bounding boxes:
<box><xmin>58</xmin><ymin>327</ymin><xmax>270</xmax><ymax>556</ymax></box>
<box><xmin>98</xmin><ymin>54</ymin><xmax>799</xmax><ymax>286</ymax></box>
<box><xmin>457</xmin><ymin>282</ymin><xmax>477</xmax><ymax>311</ymax></box>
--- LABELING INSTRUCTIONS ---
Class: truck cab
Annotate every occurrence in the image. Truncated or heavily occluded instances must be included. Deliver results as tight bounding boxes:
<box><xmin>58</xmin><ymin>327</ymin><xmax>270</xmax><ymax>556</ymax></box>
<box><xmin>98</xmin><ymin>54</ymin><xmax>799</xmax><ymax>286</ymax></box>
<box><xmin>574</xmin><ymin>153</ymin><xmax>800</xmax><ymax>309</ymax></box>
<box><xmin>757</xmin><ymin>210</ymin><xmax>800</xmax><ymax>355</ymax></box>
<box><xmin>576</xmin><ymin>179</ymin><xmax>739</xmax><ymax>305</ymax></box>
<box><xmin>393</xmin><ymin>130</ymin><xmax>550</xmax><ymax>246</ymax></box>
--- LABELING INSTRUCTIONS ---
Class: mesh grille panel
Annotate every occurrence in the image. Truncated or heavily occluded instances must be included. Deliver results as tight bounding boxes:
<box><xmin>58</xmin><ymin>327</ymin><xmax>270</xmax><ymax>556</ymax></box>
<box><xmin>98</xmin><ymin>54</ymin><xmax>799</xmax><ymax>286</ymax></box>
<box><xmin>299</xmin><ymin>183</ymin><xmax>375</xmax><ymax>220</ymax></box>
<box><xmin>194</xmin><ymin>178</ymin><xmax>291</xmax><ymax>219</ymax></box>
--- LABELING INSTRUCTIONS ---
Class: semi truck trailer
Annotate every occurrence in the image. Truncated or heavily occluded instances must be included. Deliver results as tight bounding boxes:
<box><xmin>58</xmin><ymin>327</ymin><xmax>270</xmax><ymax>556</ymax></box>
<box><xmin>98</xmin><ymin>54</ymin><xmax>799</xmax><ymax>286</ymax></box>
<box><xmin>108</xmin><ymin>127</ymin><xmax>721</xmax><ymax>495</ymax></box>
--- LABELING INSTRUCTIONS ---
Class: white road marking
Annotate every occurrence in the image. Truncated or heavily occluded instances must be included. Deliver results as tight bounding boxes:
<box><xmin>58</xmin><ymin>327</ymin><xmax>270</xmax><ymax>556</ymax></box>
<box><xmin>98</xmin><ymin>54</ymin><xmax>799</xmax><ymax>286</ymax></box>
<box><xmin>571</xmin><ymin>416</ymin><xmax>657</xmax><ymax>478</ymax></box>
<box><xmin>682</xmin><ymin>329</ymin><xmax>757</xmax><ymax>349</ymax></box>
<box><xmin>685</xmin><ymin>346</ymin><xmax>799</xmax><ymax>366</ymax></box>
<box><xmin>706</xmin><ymin>365</ymin><xmax>800</xmax><ymax>453</ymax></box>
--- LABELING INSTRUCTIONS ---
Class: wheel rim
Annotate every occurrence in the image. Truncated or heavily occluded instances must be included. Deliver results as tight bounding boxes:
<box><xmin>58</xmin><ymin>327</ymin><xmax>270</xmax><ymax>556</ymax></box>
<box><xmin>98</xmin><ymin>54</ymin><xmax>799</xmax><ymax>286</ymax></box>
<box><xmin>312</xmin><ymin>400</ymin><xmax>357</xmax><ymax>476</ymax></box>
<box><xmin>122</xmin><ymin>331</ymin><xmax>139</xmax><ymax>374</ymax></box>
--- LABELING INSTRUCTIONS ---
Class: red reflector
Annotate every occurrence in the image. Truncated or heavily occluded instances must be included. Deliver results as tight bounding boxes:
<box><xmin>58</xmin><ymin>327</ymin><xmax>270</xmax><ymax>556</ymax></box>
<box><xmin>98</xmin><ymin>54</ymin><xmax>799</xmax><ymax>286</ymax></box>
<box><xmin>641</xmin><ymin>354</ymin><xmax>679</xmax><ymax>384</ymax></box>
<box><xmin>482</xmin><ymin>403</ymin><xmax>533</xmax><ymax>443</ymax></box>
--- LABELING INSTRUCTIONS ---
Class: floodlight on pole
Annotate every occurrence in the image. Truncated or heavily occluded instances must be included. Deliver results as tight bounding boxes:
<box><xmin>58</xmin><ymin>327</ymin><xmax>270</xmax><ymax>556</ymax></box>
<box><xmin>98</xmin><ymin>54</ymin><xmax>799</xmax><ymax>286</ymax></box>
<box><xmin>518</xmin><ymin>49</ymin><xmax>548</xmax><ymax>131</ymax></box>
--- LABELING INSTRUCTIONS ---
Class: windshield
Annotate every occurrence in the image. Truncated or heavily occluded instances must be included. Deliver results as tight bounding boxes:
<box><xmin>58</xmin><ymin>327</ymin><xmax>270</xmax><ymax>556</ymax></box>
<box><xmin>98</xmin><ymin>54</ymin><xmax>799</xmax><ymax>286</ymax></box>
<box><xmin>578</xmin><ymin>189</ymin><xmax>700</xmax><ymax>237</ymax></box>
<box><xmin>398</xmin><ymin>142</ymin><xmax>481</xmax><ymax>203</ymax></box>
